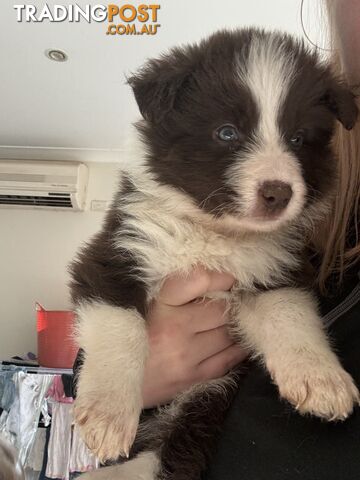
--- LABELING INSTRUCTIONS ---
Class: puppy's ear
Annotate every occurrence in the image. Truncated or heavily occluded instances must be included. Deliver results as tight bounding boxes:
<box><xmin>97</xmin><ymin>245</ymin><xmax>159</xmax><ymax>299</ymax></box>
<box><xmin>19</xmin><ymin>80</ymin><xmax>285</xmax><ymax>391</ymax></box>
<box><xmin>321</xmin><ymin>84</ymin><xmax>358</xmax><ymax>130</ymax></box>
<box><xmin>127</xmin><ymin>52</ymin><xmax>193</xmax><ymax>124</ymax></box>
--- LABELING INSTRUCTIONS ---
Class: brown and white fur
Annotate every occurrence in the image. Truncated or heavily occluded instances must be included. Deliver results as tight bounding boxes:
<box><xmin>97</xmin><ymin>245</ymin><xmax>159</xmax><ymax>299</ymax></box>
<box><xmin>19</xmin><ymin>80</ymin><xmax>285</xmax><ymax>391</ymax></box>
<box><xmin>69</xmin><ymin>28</ymin><xmax>359</xmax><ymax>480</ymax></box>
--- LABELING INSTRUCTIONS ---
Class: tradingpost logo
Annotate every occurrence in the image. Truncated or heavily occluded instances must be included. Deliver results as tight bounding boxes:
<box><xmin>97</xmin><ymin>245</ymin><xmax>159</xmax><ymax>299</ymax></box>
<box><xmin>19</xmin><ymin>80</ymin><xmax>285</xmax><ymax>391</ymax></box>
<box><xmin>14</xmin><ymin>3</ymin><xmax>161</xmax><ymax>36</ymax></box>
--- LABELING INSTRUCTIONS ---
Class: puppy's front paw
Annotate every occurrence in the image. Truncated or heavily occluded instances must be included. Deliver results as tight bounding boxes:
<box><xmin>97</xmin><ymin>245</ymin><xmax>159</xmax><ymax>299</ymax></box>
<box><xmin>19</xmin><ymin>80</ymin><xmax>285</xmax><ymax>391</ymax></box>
<box><xmin>270</xmin><ymin>357</ymin><xmax>360</xmax><ymax>421</ymax></box>
<box><xmin>74</xmin><ymin>388</ymin><xmax>142</xmax><ymax>463</ymax></box>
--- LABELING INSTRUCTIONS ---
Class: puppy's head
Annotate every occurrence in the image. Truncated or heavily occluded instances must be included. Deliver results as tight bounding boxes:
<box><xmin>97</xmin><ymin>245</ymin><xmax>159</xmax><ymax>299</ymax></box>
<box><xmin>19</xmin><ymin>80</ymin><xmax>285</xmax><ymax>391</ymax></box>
<box><xmin>128</xmin><ymin>28</ymin><xmax>358</xmax><ymax>232</ymax></box>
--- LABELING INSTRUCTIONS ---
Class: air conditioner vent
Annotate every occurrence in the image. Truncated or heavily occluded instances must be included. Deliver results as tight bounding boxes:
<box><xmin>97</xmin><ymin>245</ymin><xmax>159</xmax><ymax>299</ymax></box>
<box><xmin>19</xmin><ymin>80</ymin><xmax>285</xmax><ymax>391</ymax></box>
<box><xmin>48</xmin><ymin>192</ymin><xmax>72</xmax><ymax>196</ymax></box>
<box><xmin>0</xmin><ymin>194</ymin><xmax>72</xmax><ymax>208</ymax></box>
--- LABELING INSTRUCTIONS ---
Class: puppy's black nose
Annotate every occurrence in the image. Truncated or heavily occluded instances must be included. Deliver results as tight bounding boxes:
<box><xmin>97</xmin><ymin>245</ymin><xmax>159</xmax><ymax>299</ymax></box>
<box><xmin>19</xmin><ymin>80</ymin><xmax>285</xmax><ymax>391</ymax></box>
<box><xmin>258</xmin><ymin>181</ymin><xmax>293</xmax><ymax>212</ymax></box>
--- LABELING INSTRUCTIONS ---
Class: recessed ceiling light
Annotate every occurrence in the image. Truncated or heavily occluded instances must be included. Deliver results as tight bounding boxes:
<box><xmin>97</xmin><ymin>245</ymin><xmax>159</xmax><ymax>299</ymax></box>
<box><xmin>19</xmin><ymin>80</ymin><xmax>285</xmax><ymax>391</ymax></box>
<box><xmin>45</xmin><ymin>49</ymin><xmax>68</xmax><ymax>62</ymax></box>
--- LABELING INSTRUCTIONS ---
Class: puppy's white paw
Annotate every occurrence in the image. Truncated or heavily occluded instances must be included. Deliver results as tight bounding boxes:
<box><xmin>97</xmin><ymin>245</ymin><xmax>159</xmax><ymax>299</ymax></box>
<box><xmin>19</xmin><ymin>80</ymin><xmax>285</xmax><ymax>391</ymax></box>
<box><xmin>74</xmin><ymin>389</ymin><xmax>142</xmax><ymax>463</ymax></box>
<box><xmin>74</xmin><ymin>303</ymin><xmax>148</xmax><ymax>463</ymax></box>
<box><xmin>270</xmin><ymin>356</ymin><xmax>360</xmax><ymax>421</ymax></box>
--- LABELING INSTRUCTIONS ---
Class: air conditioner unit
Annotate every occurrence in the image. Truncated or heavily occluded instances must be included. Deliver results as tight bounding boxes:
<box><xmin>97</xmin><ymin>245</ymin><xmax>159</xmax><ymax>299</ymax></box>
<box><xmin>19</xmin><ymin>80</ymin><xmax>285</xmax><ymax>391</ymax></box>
<box><xmin>0</xmin><ymin>160</ymin><xmax>88</xmax><ymax>211</ymax></box>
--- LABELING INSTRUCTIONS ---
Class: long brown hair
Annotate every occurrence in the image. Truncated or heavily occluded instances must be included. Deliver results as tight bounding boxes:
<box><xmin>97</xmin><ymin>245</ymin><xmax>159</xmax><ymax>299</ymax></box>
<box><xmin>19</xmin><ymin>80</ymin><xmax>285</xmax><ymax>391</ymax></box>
<box><xmin>317</xmin><ymin>1</ymin><xmax>360</xmax><ymax>292</ymax></box>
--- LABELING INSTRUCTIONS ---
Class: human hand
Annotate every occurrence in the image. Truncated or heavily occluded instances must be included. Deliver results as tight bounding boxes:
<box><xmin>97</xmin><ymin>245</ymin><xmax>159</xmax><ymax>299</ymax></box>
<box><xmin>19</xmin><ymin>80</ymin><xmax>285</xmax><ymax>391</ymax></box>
<box><xmin>142</xmin><ymin>267</ymin><xmax>248</xmax><ymax>408</ymax></box>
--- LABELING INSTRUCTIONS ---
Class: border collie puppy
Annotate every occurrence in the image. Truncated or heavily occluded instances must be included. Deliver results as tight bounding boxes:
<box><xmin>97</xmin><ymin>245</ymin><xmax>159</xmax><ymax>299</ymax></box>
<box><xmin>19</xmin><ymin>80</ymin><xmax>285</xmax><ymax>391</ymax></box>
<box><xmin>70</xmin><ymin>28</ymin><xmax>359</xmax><ymax>480</ymax></box>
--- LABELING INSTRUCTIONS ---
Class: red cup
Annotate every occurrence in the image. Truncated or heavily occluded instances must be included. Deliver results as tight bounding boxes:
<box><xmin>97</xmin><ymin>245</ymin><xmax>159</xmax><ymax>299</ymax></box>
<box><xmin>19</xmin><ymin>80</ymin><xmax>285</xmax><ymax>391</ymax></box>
<box><xmin>36</xmin><ymin>302</ymin><xmax>78</xmax><ymax>369</ymax></box>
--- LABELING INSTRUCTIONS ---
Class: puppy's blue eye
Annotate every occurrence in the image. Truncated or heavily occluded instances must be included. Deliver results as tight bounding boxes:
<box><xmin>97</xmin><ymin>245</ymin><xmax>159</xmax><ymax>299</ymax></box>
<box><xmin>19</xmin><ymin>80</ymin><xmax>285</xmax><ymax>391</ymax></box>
<box><xmin>290</xmin><ymin>130</ymin><xmax>304</xmax><ymax>149</ymax></box>
<box><xmin>216</xmin><ymin>124</ymin><xmax>239</xmax><ymax>142</ymax></box>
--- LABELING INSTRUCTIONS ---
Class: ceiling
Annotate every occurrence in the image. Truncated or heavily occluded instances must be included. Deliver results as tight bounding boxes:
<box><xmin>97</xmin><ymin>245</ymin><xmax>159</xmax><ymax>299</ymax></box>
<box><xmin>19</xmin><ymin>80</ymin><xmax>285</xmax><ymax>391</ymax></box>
<box><xmin>0</xmin><ymin>0</ymin><xmax>323</xmax><ymax>163</ymax></box>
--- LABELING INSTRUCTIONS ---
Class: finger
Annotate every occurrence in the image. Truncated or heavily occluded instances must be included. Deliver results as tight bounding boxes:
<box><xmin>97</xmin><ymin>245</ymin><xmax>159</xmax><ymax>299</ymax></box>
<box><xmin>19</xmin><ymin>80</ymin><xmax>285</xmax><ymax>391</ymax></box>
<box><xmin>181</xmin><ymin>298</ymin><xmax>230</xmax><ymax>332</ymax></box>
<box><xmin>159</xmin><ymin>266</ymin><xmax>235</xmax><ymax>306</ymax></box>
<box><xmin>192</xmin><ymin>325</ymin><xmax>234</xmax><ymax>362</ymax></box>
<box><xmin>197</xmin><ymin>344</ymin><xmax>248</xmax><ymax>381</ymax></box>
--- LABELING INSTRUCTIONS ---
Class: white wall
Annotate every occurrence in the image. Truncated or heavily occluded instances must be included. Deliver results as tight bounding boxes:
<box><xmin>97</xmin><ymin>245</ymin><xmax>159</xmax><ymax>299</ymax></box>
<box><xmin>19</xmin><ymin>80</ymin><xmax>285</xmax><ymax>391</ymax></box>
<box><xmin>0</xmin><ymin>162</ymin><xmax>119</xmax><ymax>358</ymax></box>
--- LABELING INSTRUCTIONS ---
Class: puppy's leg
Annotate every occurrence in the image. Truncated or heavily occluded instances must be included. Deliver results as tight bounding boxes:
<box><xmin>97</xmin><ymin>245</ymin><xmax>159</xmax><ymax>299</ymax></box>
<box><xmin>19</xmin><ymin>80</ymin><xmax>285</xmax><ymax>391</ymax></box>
<box><xmin>74</xmin><ymin>302</ymin><xmax>148</xmax><ymax>462</ymax></box>
<box><xmin>80</xmin><ymin>451</ymin><xmax>160</xmax><ymax>480</ymax></box>
<box><xmin>233</xmin><ymin>288</ymin><xmax>359</xmax><ymax>420</ymax></box>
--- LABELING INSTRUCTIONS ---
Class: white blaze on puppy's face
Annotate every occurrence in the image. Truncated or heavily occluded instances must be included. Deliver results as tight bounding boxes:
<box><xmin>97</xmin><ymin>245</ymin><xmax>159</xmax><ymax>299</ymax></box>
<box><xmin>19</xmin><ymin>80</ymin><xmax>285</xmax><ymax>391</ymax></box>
<box><xmin>227</xmin><ymin>35</ymin><xmax>306</xmax><ymax>231</ymax></box>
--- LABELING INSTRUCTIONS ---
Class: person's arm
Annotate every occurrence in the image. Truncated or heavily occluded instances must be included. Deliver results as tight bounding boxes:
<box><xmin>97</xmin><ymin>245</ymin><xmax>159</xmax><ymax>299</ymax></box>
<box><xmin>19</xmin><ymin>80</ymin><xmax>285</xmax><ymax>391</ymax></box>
<box><xmin>142</xmin><ymin>267</ymin><xmax>247</xmax><ymax>408</ymax></box>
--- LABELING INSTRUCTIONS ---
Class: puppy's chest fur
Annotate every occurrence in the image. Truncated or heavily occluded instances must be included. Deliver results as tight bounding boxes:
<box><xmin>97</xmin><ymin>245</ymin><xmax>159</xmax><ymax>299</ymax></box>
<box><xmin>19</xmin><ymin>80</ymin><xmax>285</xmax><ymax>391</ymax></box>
<box><xmin>115</xmin><ymin>187</ymin><xmax>302</xmax><ymax>299</ymax></box>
